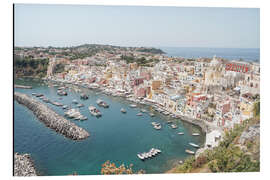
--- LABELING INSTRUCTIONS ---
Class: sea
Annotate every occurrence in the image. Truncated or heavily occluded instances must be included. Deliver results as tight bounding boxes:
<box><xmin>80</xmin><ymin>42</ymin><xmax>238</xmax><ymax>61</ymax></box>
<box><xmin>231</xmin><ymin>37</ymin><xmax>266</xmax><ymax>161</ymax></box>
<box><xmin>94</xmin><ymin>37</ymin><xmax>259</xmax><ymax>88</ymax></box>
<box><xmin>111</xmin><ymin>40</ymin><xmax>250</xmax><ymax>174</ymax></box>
<box><xmin>14</xmin><ymin>78</ymin><xmax>205</xmax><ymax>175</ymax></box>
<box><xmin>160</xmin><ymin>47</ymin><xmax>260</xmax><ymax>62</ymax></box>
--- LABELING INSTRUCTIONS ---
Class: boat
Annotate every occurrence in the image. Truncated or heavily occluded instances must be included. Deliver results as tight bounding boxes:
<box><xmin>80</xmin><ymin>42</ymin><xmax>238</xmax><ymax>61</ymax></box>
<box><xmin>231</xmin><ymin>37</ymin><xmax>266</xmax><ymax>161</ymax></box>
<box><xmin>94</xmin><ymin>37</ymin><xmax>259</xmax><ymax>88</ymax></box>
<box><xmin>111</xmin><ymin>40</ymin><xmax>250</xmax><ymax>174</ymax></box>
<box><xmin>120</xmin><ymin>108</ymin><xmax>126</xmax><ymax>113</ymax></box>
<box><xmin>35</xmin><ymin>93</ymin><xmax>43</xmax><ymax>97</ymax></box>
<box><xmin>42</xmin><ymin>98</ymin><xmax>50</xmax><ymax>103</ymax></box>
<box><xmin>137</xmin><ymin>113</ymin><xmax>143</xmax><ymax>116</ymax></box>
<box><xmin>77</xmin><ymin>103</ymin><xmax>84</xmax><ymax>108</ymax></box>
<box><xmin>72</xmin><ymin>99</ymin><xmax>78</xmax><ymax>104</ymax></box>
<box><xmin>185</xmin><ymin>149</ymin><xmax>195</xmax><ymax>155</ymax></box>
<box><xmin>140</xmin><ymin>109</ymin><xmax>147</xmax><ymax>113</ymax></box>
<box><xmin>88</xmin><ymin>106</ymin><xmax>102</xmax><ymax>117</ymax></box>
<box><xmin>151</xmin><ymin>122</ymin><xmax>160</xmax><ymax>126</ymax></box>
<box><xmin>178</xmin><ymin>132</ymin><xmax>184</xmax><ymax>135</ymax></box>
<box><xmin>153</xmin><ymin>124</ymin><xmax>161</xmax><ymax>130</ymax></box>
<box><xmin>80</xmin><ymin>116</ymin><xmax>88</xmax><ymax>121</ymax></box>
<box><xmin>137</xmin><ymin>154</ymin><xmax>145</xmax><ymax>160</ymax></box>
<box><xmin>80</xmin><ymin>93</ymin><xmax>89</xmax><ymax>100</ymax></box>
<box><xmin>189</xmin><ymin>143</ymin><xmax>200</xmax><ymax>148</ymax></box>
<box><xmin>57</xmin><ymin>90</ymin><xmax>67</xmax><ymax>96</ymax></box>
<box><xmin>167</xmin><ymin>121</ymin><xmax>173</xmax><ymax>124</ymax></box>
<box><xmin>31</xmin><ymin>93</ymin><xmax>37</xmax><ymax>96</ymax></box>
<box><xmin>51</xmin><ymin>101</ymin><xmax>63</xmax><ymax>106</ymax></box>
<box><xmin>155</xmin><ymin>149</ymin><xmax>161</xmax><ymax>153</ymax></box>
<box><xmin>149</xmin><ymin>113</ymin><xmax>155</xmax><ymax>117</ymax></box>
<box><xmin>192</xmin><ymin>133</ymin><xmax>200</xmax><ymax>136</ymax></box>
<box><xmin>171</xmin><ymin>124</ymin><xmax>178</xmax><ymax>129</ymax></box>
<box><xmin>130</xmin><ymin>104</ymin><xmax>137</xmax><ymax>108</ymax></box>
<box><xmin>62</xmin><ymin>105</ymin><xmax>68</xmax><ymax>109</ymax></box>
<box><xmin>96</xmin><ymin>99</ymin><xmax>109</xmax><ymax>108</ymax></box>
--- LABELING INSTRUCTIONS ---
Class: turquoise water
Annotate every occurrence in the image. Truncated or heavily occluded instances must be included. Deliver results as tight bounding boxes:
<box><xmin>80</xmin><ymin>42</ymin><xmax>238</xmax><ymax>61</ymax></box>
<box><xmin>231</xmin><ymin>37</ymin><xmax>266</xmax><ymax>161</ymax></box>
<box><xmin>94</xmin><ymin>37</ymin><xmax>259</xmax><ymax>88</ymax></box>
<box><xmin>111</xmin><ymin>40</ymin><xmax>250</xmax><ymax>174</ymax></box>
<box><xmin>14</xmin><ymin>78</ymin><xmax>205</xmax><ymax>175</ymax></box>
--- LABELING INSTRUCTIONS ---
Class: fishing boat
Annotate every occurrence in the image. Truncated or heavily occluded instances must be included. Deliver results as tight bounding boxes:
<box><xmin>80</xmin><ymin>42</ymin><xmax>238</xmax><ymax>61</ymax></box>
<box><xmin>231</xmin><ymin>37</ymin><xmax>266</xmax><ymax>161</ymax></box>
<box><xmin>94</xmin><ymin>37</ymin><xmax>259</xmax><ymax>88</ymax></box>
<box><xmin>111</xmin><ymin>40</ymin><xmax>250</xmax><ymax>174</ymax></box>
<box><xmin>171</xmin><ymin>124</ymin><xmax>178</xmax><ymax>129</ymax></box>
<box><xmin>192</xmin><ymin>133</ymin><xmax>200</xmax><ymax>136</ymax></box>
<box><xmin>120</xmin><ymin>108</ymin><xmax>126</xmax><ymax>113</ymax></box>
<box><xmin>189</xmin><ymin>143</ymin><xmax>200</xmax><ymax>148</ymax></box>
<box><xmin>88</xmin><ymin>106</ymin><xmax>102</xmax><ymax>117</ymax></box>
<box><xmin>96</xmin><ymin>99</ymin><xmax>109</xmax><ymax>108</ymax></box>
<box><xmin>130</xmin><ymin>104</ymin><xmax>137</xmax><ymax>108</ymax></box>
<box><xmin>185</xmin><ymin>149</ymin><xmax>195</xmax><ymax>155</ymax></box>
<box><xmin>178</xmin><ymin>132</ymin><xmax>184</xmax><ymax>135</ymax></box>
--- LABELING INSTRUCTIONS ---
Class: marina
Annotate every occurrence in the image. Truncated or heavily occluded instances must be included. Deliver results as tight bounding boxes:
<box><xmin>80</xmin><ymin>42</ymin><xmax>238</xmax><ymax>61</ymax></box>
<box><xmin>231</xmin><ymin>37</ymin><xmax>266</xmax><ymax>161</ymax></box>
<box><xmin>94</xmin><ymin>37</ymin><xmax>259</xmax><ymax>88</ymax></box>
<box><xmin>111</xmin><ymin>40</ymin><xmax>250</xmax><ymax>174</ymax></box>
<box><xmin>14</xmin><ymin>78</ymin><xmax>204</xmax><ymax>175</ymax></box>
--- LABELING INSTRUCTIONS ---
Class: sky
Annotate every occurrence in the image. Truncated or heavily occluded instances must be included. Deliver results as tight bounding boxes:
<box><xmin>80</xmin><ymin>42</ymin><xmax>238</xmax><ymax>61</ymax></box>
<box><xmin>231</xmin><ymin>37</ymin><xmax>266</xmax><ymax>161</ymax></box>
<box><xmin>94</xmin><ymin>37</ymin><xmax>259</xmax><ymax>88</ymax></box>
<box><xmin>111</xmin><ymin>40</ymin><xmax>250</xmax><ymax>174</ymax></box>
<box><xmin>14</xmin><ymin>4</ymin><xmax>260</xmax><ymax>48</ymax></box>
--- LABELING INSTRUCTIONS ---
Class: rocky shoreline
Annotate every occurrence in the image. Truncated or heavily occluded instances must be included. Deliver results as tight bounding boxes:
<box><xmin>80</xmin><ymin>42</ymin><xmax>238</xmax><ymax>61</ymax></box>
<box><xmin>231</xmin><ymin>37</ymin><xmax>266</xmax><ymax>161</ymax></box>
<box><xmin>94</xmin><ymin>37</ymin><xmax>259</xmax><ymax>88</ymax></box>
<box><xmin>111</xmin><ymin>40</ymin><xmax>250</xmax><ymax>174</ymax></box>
<box><xmin>14</xmin><ymin>92</ymin><xmax>90</xmax><ymax>140</ymax></box>
<box><xmin>14</xmin><ymin>153</ymin><xmax>37</xmax><ymax>176</ymax></box>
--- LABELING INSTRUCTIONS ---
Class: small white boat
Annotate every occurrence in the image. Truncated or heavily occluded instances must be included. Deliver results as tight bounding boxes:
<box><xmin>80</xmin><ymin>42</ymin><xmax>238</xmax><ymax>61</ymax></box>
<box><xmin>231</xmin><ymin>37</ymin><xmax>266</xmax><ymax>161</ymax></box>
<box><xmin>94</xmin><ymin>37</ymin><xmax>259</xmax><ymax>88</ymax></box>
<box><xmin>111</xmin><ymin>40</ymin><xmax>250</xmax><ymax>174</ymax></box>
<box><xmin>171</xmin><ymin>124</ymin><xmax>178</xmax><ymax>129</ymax></box>
<box><xmin>120</xmin><ymin>108</ymin><xmax>126</xmax><ymax>113</ymax></box>
<box><xmin>149</xmin><ymin>113</ymin><xmax>155</xmax><ymax>117</ymax></box>
<box><xmin>137</xmin><ymin>113</ymin><xmax>143</xmax><ymax>116</ymax></box>
<box><xmin>178</xmin><ymin>132</ymin><xmax>184</xmax><ymax>135</ymax></box>
<box><xmin>72</xmin><ymin>99</ymin><xmax>78</xmax><ymax>104</ymax></box>
<box><xmin>140</xmin><ymin>109</ymin><xmax>147</xmax><ymax>113</ymax></box>
<box><xmin>130</xmin><ymin>104</ymin><xmax>137</xmax><ymax>108</ymax></box>
<box><xmin>153</xmin><ymin>124</ymin><xmax>161</xmax><ymax>130</ymax></box>
<box><xmin>192</xmin><ymin>133</ymin><xmax>200</xmax><ymax>136</ymax></box>
<box><xmin>185</xmin><ymin>149</ymin><xmax>195</xmax><ymax>155</ymax></box>
<box><xmin>189</xmin><ymin>143</ymin><xmax>200</xmax><ymax>148</ymax></box>
<box><xmin>89</xmin><ymin>106</ymin><xmax>102</xmax><ymax>117</ymax></box>
<box><xmin>137</xmin><ymin>154</ymin><xmax>145</xmax><ymax>160</ymax></box>
<box><xmin>77</xmin><ymin>103</ymin><xmax>84</xmax><ymax>108</ymax></box>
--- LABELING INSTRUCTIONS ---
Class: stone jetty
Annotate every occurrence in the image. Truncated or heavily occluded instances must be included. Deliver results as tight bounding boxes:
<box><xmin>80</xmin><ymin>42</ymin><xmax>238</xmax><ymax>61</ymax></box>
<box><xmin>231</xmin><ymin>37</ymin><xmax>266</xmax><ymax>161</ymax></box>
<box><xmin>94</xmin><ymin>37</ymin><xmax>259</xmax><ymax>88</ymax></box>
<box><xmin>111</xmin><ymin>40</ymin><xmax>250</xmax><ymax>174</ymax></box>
<box><xmin>14</xmin><ymin>92</ymin><xmax>90</xmax><ymax>140</ymax></box>
<box><xmin>14</xmin><ymin>84</ymin><xmax>32</xmax><ymax>89</ymax></box>
<box><xmin>14</xmin><ymin>153</ymin><xmax>37</xmax><ymax>176</ymax></box>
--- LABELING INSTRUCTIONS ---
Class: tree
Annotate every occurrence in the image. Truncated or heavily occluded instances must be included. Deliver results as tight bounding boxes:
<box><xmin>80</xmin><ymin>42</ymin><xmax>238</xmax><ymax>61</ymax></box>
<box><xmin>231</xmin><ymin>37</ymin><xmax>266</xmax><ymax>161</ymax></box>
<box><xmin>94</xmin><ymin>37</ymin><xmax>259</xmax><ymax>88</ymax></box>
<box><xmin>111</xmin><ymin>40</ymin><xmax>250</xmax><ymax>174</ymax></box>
<box><xmin>101</xmin><ymin>161</ymin><xmax>145</xmax><ymax>175</ymax></box>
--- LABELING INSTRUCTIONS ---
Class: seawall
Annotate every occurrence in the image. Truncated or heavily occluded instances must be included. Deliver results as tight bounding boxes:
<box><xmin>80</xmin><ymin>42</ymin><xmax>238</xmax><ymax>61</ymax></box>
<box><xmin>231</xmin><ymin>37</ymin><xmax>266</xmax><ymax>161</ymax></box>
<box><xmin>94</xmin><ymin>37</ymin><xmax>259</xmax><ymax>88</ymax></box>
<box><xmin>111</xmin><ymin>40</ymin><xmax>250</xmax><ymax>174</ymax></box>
<box><xmin>14</xmin><ymin>92</ymin><xmax>90</xmax><ymax>140</ymax></box>
<box><xmin>14</xmin><ymin>153</ymin><xmax>37</xmax><ymax>176</ymax></box>
<box><xmin>179</xmin><ymin>115</ymin><xmax>210</xmax><ymax>134</ymax></box>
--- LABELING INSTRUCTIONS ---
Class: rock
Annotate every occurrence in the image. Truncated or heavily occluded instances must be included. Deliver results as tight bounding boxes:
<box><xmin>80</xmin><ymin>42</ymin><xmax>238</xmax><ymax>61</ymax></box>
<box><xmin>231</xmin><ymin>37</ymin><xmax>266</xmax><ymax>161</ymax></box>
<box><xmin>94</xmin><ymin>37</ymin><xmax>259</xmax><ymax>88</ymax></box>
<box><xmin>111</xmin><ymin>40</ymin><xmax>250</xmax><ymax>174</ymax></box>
<box><xmin>14</xmin><ymin>153</ymin><xmax>37</xmax><ymax>176</ymax></box>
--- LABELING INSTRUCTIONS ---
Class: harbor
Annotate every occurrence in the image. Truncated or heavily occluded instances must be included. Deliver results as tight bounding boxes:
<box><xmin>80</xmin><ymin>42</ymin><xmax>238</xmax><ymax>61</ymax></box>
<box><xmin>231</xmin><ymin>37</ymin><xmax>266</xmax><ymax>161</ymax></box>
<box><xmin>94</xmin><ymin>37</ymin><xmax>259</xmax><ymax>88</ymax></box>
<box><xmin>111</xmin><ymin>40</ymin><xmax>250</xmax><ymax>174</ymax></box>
<box><xmin>14</xmin><ymin>78</ymin><xmax>205</xmax><ymax>175</ymax></box>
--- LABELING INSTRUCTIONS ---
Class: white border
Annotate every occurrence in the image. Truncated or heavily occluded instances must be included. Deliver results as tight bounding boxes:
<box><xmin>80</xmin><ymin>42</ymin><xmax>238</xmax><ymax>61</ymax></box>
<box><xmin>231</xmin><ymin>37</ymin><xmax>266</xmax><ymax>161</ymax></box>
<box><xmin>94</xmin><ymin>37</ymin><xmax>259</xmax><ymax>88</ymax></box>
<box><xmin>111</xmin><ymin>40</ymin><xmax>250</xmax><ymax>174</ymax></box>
<box><xmin>1</xmin><ymin>0</ymin><xmax>269</xmax><ymax>180</ymax></box>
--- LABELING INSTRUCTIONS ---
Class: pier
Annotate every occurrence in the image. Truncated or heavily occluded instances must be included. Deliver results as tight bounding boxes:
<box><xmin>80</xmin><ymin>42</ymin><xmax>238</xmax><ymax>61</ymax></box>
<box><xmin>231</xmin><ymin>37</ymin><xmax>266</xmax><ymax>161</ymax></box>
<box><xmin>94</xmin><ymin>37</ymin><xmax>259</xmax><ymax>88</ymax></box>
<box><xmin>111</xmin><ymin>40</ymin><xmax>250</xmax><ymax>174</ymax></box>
<box><xmin>14</xmin><ymin>92</ymin><xmax>90</xmax><ymax>140</ymax></box>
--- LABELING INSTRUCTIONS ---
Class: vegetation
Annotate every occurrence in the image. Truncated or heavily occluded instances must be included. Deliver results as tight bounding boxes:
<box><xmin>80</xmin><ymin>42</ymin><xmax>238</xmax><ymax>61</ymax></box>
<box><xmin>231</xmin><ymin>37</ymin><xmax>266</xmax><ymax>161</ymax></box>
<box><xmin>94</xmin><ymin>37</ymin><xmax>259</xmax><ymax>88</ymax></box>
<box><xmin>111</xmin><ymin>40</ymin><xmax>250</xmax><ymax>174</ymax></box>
<box><xmin>137</xmin><ymin>47</ymin><xmax>164</xmax><ymax>54</ymax></box>
<box><xmin>121</xmin><ymin>55</ymin><xmax>160</xmax><ymax>66</ymax></box>
<box><xmin>172</xmin><ymin>103</ymin><xmax>260</xmax><ymax>173</ymax></box>
<box><xmin>14</xmin><ymin>55</ymin><xmax>49</xmax><ymax>78</ymax></box>
<box><xmin>101</xmin><ymin>161</ymin><xmax>145</xmax><ymax>175</ymax></box>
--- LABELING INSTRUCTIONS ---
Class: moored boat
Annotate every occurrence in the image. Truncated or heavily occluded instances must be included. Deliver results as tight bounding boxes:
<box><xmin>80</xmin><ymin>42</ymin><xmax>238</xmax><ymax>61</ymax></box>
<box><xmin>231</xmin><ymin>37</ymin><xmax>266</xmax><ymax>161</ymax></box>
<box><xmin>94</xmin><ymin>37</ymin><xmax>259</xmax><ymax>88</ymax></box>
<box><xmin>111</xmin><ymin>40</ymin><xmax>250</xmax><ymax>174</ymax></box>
<box><xmin>96</xmin><ymin>99</ymin><xmax>109</xmax><ymax>108</ymax></box>
<box><xmin>185</xmin><ymin>149</ymin><xmax>195</xmax><ymax>155</ymax></box>
<box><xmin>88</xmin><ymin>106</ymin><xmax>102</xmax><ymax>117</ymax></box>
<box><xmin>137</xmin><ymin>113</ymin><xmax>143</xmax><ymax>116</ymax></box>
<box><xmin>192</xmin><ymin>133</ymin><xmax>200</xmax><ymax>136</ymax></box>
<box><xmin>120</xmin><ymin>108</ymin><xmax>126</xmax><ymax>113</ymax></box>
<box><xmin>171</xmin><ymin>124</ymin><xmax>178</xmax><ymax>129</ymax></box>
<box><xmin>189</xmin><ymin>143</ymin><xmax>200</xmax><ymax>148</ymax></box>
<box><xmin>178</xmin><ymin>132</ymin><xmax>184</xmax><ymax>135</ymax></box>
<box><xmin>130</xmin><ymin>104</ymin><xmax>137</xmax><ymax>108</ymax></box>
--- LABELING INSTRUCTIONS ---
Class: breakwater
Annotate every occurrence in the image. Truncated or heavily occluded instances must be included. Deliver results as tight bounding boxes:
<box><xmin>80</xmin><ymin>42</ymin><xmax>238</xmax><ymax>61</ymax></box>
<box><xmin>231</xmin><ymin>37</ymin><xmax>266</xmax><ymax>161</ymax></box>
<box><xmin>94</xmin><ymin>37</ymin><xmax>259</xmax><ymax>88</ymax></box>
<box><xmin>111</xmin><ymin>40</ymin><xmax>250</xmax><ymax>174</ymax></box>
<box><xmin>14</xmin><ymin>84</ymin><xmax>32</xmax><ymax>89</ymax></box>
<box><xmin>14</xmin><ymin>153</ymin><xmax>37</xmax><ymax>176</ymax></box>
<box><xmin>14</xmin><ymin>92</ymin><xmax>89</xmax><ymax>140</ymax></box>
